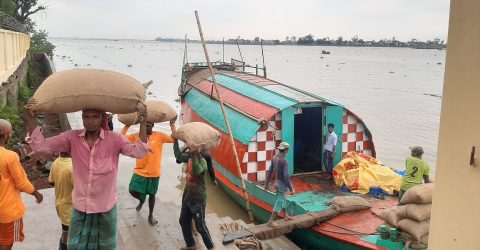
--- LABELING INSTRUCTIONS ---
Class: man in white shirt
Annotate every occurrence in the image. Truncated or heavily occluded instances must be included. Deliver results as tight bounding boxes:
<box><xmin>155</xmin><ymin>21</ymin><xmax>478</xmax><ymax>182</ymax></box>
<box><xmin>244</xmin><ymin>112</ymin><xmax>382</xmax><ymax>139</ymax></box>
<box><xmin>323</xmin><ymin>123</ymin><xmax>338</xmax><ymax>177</ymax></box>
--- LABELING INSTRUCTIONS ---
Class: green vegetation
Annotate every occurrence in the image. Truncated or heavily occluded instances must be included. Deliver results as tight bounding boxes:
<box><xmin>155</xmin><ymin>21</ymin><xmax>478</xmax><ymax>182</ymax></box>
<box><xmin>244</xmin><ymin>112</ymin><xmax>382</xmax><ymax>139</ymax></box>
<box><xmin>0</xmin><ymin>0</ymin><xmax>46</xmax><ymax>24</ymax></box>
<box><xmin>0</xmin><ymin>106</ymin><xmax>20</xmax><ymax>148</ymax></box>
<box><xmin>30</xmin><ymin>29</ymin><xmax>55</xmax><ymax>56</ymax></box>
<box><xmin>157</xmin><ymin>35</ymin><xmax>447</xmax><ymax>49</ymax></box>
<box><xmin>1</xmin><ymin>0</ymin><xmax>54</xmax><ymax>55</ymax></box>
<box><xmin>19</xmin><ymin>85</ymin><xmax>33</xmax><ymax>101</ymax></box>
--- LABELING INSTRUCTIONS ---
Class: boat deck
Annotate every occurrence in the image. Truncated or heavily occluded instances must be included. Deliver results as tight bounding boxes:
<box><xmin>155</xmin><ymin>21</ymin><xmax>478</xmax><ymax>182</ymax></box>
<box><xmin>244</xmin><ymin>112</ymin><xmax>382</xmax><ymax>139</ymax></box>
<box><xmin>290</xmin><ymin>173</ymin><xmax>398</xmax><ymax>249</ymax></box>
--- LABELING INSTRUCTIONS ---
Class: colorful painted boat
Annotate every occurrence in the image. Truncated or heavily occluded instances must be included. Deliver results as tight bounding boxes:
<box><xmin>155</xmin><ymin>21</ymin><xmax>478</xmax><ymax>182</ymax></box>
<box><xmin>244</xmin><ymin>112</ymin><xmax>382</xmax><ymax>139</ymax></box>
<box><xmin>178</xmin><ymin>62</ymin><xmax>405</xmax><ymax>249</ymax></box>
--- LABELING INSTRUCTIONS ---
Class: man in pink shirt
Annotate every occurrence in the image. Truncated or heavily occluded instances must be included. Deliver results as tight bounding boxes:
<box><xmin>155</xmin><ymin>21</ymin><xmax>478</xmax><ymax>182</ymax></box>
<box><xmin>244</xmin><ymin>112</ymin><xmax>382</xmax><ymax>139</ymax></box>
<box><xmin>25</xmin><ymin>99</ymin><xmax>151</xmax><ymax>250</ymax></box>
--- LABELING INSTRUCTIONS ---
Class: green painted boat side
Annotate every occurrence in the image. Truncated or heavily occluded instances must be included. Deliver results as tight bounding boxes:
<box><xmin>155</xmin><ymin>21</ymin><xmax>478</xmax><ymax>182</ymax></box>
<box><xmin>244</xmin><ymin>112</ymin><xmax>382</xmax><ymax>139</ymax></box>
<box><xmin>209</xmin><ymin>74</ymin><xmax>298</xmax><ymax>109</ymax></box>
<box><xmin>184</xmin><ymin>88</ymin><xmax>260</xmax><ymax>144</ymax></box>
<box><xmin>281</xmin><ymin>107</ymin><xmax>295</xmax><ymax>175</ymax></box>
<box><xmin>326</xmin><ymin>105</ymin><xmax>345</xmax><ymax>165</ymax></box>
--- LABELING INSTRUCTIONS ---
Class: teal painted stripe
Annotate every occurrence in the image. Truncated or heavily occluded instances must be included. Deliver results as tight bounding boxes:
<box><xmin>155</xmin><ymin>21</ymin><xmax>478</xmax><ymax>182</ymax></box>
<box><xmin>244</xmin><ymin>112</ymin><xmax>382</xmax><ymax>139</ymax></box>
<box><xmin>281</xmin><ymin>108</ymin><xmax>295</xmax><ymax>175</ymax></box>
<box><xmin>326</xmin><ymin>106</ymin><xmax>344</xmax><ymax>166</ymax></box>
<box><xmin>185</xmin><ymin>88</ymin><xmax>260</xmax><ymax>144</ymax></box>
<box><xmin>209</xmin><ymin>74</ymin><xmax>297</xmax><ymax>110</ymax></box>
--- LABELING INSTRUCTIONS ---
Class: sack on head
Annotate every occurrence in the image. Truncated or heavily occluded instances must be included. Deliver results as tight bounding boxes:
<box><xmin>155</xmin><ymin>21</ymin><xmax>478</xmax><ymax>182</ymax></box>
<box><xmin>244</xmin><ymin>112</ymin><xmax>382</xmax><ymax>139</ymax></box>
<box><xmin>31</xmin><ymin>69</ymin><xmax>145</xmax><ymax>114</ymax></box>
<box><xmin>118</xmin><ymin>100</ymin><xmax>177</xmax><ymax>125</ymax></box>
<box><xmin>173</xmin><ymin>122</ymin><xmax>221</xmax><ymax>152</ymax></box>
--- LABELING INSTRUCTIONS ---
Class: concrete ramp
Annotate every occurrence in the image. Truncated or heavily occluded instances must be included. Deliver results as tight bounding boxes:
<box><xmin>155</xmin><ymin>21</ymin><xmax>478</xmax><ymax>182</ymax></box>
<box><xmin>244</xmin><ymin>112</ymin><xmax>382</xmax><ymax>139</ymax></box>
<box><xmin>17</xmin><ymin>187</ymin><xmax>298</xmax><ymax>249</ymax></box>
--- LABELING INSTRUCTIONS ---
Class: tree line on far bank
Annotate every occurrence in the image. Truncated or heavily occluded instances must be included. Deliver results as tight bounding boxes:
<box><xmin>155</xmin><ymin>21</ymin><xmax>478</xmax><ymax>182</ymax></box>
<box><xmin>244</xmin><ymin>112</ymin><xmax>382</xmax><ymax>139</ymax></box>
<box><xmin>156</xmin><ymin>34</ymin><xmax>446</xmax><ymax>50</ymax></box>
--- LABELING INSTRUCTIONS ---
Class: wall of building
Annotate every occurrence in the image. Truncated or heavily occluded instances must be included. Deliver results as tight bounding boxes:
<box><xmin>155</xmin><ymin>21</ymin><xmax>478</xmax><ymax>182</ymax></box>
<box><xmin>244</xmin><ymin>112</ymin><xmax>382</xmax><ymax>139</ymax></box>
<box><xmin>429</xmin><ymin>1</ymin><xmax>480</xmax><ymax>249</ymax></box>
<box><xmin>0</xmin><ymin>29</ymin><xmax>30</xmax><ymax>83</ymax></box>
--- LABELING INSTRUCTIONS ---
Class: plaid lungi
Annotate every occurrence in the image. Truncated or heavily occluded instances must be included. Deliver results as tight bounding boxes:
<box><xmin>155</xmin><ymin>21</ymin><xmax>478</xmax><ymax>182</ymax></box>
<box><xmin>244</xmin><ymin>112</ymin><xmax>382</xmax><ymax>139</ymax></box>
<box><xmin>67</xmin><ymin>206</ymin><xmax>117</xmax><ymax>250</ymax></box>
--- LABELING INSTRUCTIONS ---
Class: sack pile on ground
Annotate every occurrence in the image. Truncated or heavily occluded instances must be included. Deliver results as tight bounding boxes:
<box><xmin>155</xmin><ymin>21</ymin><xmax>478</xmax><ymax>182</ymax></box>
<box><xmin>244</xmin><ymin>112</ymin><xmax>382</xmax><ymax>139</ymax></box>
<box><xmin>118</xmin><ymin>100</ymin><xmax>177</xmax><ymax>125</ymax></box>
<box><xmin>31</xmin><ymin>69</ymin><xmax>145</xmax><ymax>114</ymax></box>
<box><xmin>173</xmin><ymin>122</ymin><xmax>221</xmax><ymax>152</ymax></box>
<box><xmin>396</xmin><ymin>183</ymin><xmax>434</xmax><ymax>247</ymax></box>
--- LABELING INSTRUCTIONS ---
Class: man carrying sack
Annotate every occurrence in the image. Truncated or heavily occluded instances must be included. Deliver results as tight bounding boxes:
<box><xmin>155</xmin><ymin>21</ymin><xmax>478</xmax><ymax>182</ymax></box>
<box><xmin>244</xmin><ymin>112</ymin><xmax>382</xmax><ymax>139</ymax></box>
<box><xmin>120</xmin><ymin>118</ymin><xmax>176</xmax><ymax>226</ymax></box>
<box><xmin>25</xmin><ymin>99</ymin><xmax>152</xmax><ymax>250</ymax></box>
<box><xmin>174</xmin><ymin>139</ymin><xmax>214</xmax><ymax>250</ymax></box>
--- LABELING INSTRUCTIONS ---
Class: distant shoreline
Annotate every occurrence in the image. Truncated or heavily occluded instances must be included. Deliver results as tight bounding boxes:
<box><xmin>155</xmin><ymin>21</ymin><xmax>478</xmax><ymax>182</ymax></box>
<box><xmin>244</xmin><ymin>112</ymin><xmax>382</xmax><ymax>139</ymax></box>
<box><xmin>49</xmin><ymin>37</ymin><xmax>446</xmax><ymax>50</ymax></box>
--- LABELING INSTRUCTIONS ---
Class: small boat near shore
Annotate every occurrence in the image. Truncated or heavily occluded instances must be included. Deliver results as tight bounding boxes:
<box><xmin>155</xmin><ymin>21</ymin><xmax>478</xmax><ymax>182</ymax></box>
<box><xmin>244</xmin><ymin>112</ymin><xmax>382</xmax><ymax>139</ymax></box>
<box><xmin>178</xmin><ymin>60</ymin><xmax>403</xmax><ymax>249</ymax></box>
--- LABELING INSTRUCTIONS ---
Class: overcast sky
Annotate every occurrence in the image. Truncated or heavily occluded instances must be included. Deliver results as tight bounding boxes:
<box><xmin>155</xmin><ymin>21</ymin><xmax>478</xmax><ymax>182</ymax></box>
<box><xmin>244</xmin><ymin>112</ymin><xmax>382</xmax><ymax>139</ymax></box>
<box><xmin>34</xmin><ymin>0</ymin><xmax>451</xmax><ymax>42</ymax></box>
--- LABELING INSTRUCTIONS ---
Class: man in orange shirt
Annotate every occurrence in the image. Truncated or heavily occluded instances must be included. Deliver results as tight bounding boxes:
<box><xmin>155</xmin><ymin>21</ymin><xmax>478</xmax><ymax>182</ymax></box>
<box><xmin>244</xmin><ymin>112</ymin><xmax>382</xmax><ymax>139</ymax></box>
<box><xmin>0</xmin><ymin>119</ymin><xmax>43</xmax><ymax>250</ymax></box>
<box><xmin>121</xmin><ymin>119</ymin><xmax>176</xmax><ymax>225</ymax></box>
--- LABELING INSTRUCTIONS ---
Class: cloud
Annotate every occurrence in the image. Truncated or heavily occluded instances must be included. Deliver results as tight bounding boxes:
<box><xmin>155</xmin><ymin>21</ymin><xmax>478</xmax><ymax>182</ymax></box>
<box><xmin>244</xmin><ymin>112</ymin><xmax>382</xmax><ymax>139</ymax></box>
<box><xmin>34</xmin><ymin>0</ymin><xmax>450</xmax><ymax>41</ymax></box>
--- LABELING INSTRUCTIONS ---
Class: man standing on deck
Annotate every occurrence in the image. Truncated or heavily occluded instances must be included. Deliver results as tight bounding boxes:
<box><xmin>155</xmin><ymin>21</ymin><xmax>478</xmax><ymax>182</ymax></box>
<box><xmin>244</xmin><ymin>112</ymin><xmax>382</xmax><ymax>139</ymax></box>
<box><xmin>174</xmin><ymin>139</ymin><xmax>215</xmax><ymax>250</ymax></box>
<box><xmin>120</xmin><ymin>119</ymin><xmax>176</xmax><ymax>226</ymax></box>
<box><xmin>264</xmin><ymin>142</ymin><xmax>295</xmax><ymax>227</ymax></box>
<box><xmin>0</xmin><ymin>119</ymin><xmax>43</xmax><ymax>250</ymax></box>
<box><xmin>25</xmin><ymin>99</ymin><xmax>152</xmax><ymax>250</ymax></box>
<box><xmin>48</xmin><ymin>152</ymin><xmax>74</xmax><ymax>250</ymax></box>
<box><xmin>398</xmin><ymin>146</ymin><xmax>431</xmax><ymax>203</ymax></box>
<box><xmin>323</xmin><ymin>123</ymin><xmax>338</xmax><ymax>178</ymax></box>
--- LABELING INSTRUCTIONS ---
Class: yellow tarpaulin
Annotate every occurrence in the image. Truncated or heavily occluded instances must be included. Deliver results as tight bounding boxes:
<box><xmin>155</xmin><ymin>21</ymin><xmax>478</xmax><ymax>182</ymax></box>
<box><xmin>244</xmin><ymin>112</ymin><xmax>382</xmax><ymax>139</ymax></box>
<box><xmin>333</xmin><ymin>152</ymin><xmax>401</xmax><ymax>195</ymax></box>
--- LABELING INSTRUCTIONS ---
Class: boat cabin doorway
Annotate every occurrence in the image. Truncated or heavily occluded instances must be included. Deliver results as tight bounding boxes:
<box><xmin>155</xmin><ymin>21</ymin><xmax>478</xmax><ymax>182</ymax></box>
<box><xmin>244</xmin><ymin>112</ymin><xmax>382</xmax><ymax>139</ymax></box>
<box><xmin>293</xmin><ymin>107</ymin><xmax>323</xmax><ymax>174</ymax></box>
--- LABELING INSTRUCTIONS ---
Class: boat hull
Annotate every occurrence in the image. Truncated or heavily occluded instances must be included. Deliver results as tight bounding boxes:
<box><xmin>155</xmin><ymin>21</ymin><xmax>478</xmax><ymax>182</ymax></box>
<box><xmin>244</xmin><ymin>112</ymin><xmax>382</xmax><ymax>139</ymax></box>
<box><xmin>213</xmin><ymin>161</ymin><xmax>389</xmax><ymax>250</ymax></box>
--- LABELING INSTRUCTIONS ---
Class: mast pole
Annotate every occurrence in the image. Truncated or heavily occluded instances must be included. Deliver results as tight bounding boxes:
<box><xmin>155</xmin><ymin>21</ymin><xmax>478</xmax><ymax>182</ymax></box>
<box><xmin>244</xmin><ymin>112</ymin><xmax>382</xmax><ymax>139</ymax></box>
<box><xmin>194</xmin><ymin>11</ymin><xmax>254</xmax><ymax>223</ymax></box>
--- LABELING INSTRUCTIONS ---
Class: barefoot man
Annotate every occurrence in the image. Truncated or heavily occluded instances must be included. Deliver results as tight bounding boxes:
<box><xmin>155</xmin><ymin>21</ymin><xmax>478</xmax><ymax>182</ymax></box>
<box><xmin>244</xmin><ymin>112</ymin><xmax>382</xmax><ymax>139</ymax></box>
<box><xmin>25</xmin><ymin>99</ymin><xmax>151</xmax><ymax>250</ymax></box>
<box><xmin>174</xmin><ymin>139</ymin><xmax>215</xmax><ymax>250</ymax></box>
<box><xmin>264</xmin><ymin>142</ymin><xmax>295</xmax><ymax>226</ymax></box>
<box><xmin>0</xmin><ymin>119</ymin><xmax>43</xmax><ymax>250</ymax></box>
<box><xmin>120</xmin><ymin>118</ymin><xmax>176</xmax><ymax>226</ymax></box>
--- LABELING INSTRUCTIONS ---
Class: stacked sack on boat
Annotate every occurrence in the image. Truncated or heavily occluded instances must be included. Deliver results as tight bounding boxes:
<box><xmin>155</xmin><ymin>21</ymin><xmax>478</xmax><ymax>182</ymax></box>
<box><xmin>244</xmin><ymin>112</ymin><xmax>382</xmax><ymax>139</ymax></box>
<box><xmin>375</xmin><ymin>183</ymin><xmax>434</xmax><ymax>249</ymax></box>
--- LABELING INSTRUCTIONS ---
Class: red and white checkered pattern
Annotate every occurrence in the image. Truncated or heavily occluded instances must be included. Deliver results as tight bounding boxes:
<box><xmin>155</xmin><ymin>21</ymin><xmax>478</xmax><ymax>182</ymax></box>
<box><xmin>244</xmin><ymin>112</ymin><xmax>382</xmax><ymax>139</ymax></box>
<box><xmin>342</xmin><ymin>110</ymin><xmax>373</xmax><ymax>157</ymax></box>
<box><xmin>242</xmin><ymin>113</ymin><xmax>282</xmax><ymax>182</ymax></box>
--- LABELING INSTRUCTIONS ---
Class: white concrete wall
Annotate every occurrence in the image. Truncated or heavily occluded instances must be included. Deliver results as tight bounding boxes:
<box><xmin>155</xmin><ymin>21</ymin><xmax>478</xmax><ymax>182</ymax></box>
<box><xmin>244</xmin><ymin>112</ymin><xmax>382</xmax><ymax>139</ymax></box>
<box><xmin>429</xmin><ymin>0</ymin><xmax>480</xmax><ymax>249</ymax></box>
<box><xmin>0</xmin><ymin>29</ymin><xmax>30</xmax><ymax>83</ymax></box>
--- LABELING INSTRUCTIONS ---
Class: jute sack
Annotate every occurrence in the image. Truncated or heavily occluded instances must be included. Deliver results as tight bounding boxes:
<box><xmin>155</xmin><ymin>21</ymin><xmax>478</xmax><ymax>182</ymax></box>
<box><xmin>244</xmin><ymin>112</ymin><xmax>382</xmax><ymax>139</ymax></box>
<box><xmin>400</xmin><ymin>183</ymin><xmax>434</xmax><ymax>205</ymax></box>
<box><xmin>31</xmin><ymin>69</ymin><xmax>145</xmax><ymax>114</ymax></box>
<box><xmin>396</xmin><ymin>204</ymin><xmax>431</xmax><ymax>222</ymax></box>
<box><xmin>377</xmin><ymin>207</ymin><xmax>401</xmax><ymax>227</ymax></box>
<box><xmin>397</xmin><ymin>218</ymin><xmax>430</xmax><ymax>242</ymax></box>
<box><xmin>331</xmin><ymin>196</ymin><xmax>371</xmax><ymax>213</ymax></box>
<box><xmin>118</xmin><ymin>100</ymin><xmax>177</xmax><ymax>125</ymax></box>
<box><xmin>173</xmin><ymin>122</ymin><xmax>221</xmax><ymax>152</ymax></box>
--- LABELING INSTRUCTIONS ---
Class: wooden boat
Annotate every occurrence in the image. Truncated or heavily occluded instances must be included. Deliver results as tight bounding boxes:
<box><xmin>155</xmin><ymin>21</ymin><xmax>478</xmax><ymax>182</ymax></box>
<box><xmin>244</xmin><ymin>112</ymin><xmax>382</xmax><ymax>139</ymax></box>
<box><xmin>178</xmin><ymin>61</ymin><xmax>402</xmax><ymax>249</ymax></box>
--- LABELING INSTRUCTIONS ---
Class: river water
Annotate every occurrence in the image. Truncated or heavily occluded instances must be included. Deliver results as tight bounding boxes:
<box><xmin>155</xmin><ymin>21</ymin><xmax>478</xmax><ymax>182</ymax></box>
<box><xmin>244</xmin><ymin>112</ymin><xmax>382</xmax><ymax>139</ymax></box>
<box><xmin>51</xmin><ymin>38</ymin><xmax>445</xmax><ymax>222</ymax></box>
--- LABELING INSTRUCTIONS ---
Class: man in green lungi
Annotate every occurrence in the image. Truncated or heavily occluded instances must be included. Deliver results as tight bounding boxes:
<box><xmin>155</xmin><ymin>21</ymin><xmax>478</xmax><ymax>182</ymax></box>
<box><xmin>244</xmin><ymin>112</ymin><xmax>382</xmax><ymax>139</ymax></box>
<box><xmin>121</xmin><ymin>119</ymin><xmax>176</xmax><ymax>226</ymax></box>
<box><xmin>26</xmin><ymin>100</ymin><xmax>152</xmax><ymax>250</ymax></box>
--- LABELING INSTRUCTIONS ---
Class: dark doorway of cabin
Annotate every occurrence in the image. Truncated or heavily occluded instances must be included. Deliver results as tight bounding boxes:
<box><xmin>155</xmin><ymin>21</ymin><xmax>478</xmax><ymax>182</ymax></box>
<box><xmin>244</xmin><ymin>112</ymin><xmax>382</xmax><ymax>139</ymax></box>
<box><xmin>293</xmin><ymin>107</ymin><xmax>323</xmax><ymax>174</ymax></box>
